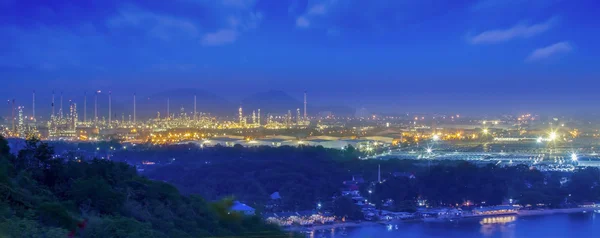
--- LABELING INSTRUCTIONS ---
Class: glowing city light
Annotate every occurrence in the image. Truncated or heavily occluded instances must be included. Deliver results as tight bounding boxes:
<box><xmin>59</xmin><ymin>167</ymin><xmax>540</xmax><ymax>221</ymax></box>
<box><xmin>432</xmin><ymin>135</ymin><xmax>440</xmax><ymax>141</ymax></box>
<box><xmin>571</xmin><ymin>153</ymin><xmax>578</xmax><ymax>161</ymax></box>
<box><xmin>549</xmin><ymin>131</ymin><xmax>557</xmax><ymax>141</ymax></box>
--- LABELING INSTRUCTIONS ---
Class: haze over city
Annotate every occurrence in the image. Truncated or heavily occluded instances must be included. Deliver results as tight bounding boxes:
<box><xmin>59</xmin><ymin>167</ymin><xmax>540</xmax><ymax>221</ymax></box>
<box><xmin>2</xmin><ymin>0</ymin><xmax>600</xmax><ymax>114</ymax></box>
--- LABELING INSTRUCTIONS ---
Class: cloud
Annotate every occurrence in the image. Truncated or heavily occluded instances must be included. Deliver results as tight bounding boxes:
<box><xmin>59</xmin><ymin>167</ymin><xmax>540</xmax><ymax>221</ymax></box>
<box><xmin>295</xmin><ymin>3</ymin><xmax>326</xmax><ymax>27</ymax></box>
<box><xmin>526</xmin><ymin>41</ymin><xmax>572</xmax><ymax>62</ymax></box>
<box><xmin>308</xmin><ymin>4</ymin><xmax>327</xmax><ymax>15</ymax></box>
<box><xmin>201</xmin><ymin>29</ymin><xmax>238</xmax><ymax>46</ymax></box>
<box><xmin>470</xmin><ymin>18</ymin><xmax>555</xmax><ymax>44</ymax></box>
<box><xmin>202</xmin><ymin>11</ymin><xmax>261</xmax><ymax>46</ymax></box>
<box><xmin>295</xmin><ymin>0</ymin><xmax>337</xmax><ymax>29</ymax></box>
<box><xmin>108</xmin><ymin>6</ymin><xmax>199</xmax><ymax>40</ymax></box>
<box><xmin>296</xmin><ymin>16</ymin><xmax>310</xmax><ymax>28</ymax></box>
<box><xmin>108</xmin><ymin>2</ymin><xmax>261</xmax><ymax>46</ymax></box>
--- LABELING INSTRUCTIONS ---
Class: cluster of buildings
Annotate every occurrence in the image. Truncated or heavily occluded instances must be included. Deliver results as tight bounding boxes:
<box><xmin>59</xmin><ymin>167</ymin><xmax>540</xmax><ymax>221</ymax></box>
<box><xmin>263</xmin><ymin>212</ymin><xmax>335</xmax><ymax>226</ymax></box>
<box><xmin>1</xmin><ymin>91</ymin><xmax>314</xmax><ymax>141</ymax></box>
<box><xmin>193</xmin><ymin>135</ymin><xmax>392</xmax><ymax>151</ymax></box>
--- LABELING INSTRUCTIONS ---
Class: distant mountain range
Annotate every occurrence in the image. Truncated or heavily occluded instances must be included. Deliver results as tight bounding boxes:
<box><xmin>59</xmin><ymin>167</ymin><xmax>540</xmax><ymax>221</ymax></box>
<box><xmin>241</xmin><ymin>90</ymin><xmax>302</xmax><ymax>115</ymax></box>
<box><xmin>138</xmin><ymin>89</ymin><xmax>234</xmax><ymax>118</ymax></box>
<box><xmin>241</xmin><ymin>90</ymin><xmax>355</xmax><ymax>117</ymax></box>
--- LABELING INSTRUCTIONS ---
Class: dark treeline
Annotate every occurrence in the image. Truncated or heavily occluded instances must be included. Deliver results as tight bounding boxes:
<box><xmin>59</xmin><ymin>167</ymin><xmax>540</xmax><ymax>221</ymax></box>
<box><xmin>0</xmin><ymin>136</ymin><xmax>288</xmax><ymax>238</ymax></box>
<box><xmin>142</xmin><ymin>144</ymin><xmax>600</xmax><ymax>214</ymax></box>
<box><xmin>144</xmin><ymin>144</ymin><xmax>359</xmax><ymax>211</ymax></box>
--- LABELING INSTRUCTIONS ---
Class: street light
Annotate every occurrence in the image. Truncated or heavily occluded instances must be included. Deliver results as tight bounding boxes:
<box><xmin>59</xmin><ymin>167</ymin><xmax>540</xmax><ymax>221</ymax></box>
<box><xmin>571</xmin><ymin>153</ymin><xmax>578</xmax><ymax>161</ymax></box>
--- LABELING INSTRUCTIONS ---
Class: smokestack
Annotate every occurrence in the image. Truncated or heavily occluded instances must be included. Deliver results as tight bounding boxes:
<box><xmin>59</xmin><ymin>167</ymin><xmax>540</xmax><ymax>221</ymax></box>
<box><xmin>378</xmin><ymin>164</ymin><xmax>381</xmax><ymax>183</ymax></box>
<box><xmin>94</xmin><ymin>91</ymin><xmax>98</xmax><ymax>125</ymax></box>
<box><xmin>194</xmin><ymin>94</ymin><xmax>197</xmax><ymax>120</ymax></box>
<box><xmin>60</xmin><ymin>92</ymin><xmax>63</xmax><ymax>119</ymax></box>
<box><xmin>32</xmin><ymin>90</ymin><xmax>35</xmax><ymax>122</ymax></box>
<box><xmin>82</xmin><ymin>92</ymin><xmax>86</xmax><ymax>122</ymax></box>
<box><xmin>304</xmin><ymin>91</ymin><xmax>307</xmax><ymax>121</ymax></box>
<box><xmin>239</xmin><ymin>105</ymin><xmax>243</xmax><ymax>125</ymax></box>
<box><xmin>51</xmin><ymin>91</ymin><xmax>55</xmax><ymax>118</ymax></box>
<box><xmin>12</xmin><ymin>99</ymin><xmax>15</xmax><ymax>132</ymax></box>
<box><xmin>133</xmin><ymin>93</ymin><xmax>136</xmax><ymax>124</ymax></box>
<box><xmin>167</xmin><ymin>98</ymin><xmax>170</xmax><ymax>120</ymax></box>
<box><xmin>108</xmin><ymin>91</ymin><xmax>112</xmax><ymax>125</ymax></box>
<box><xmin>258</xmin><ymin>109</ymin><xmax>261</xmax><ymax>126</ymax></box>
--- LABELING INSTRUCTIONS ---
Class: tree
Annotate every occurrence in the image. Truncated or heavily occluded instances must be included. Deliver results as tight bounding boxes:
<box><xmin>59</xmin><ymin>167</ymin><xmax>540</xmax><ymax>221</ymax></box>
<box><xmin>0</xmin><ymin>136</ymin><xmax>289</xmax><ymax>238</ymax></box>
<box><xmin>333</xmin><ymin>196</ymin><xmax>363</xmax><ymax>220</ymax></box>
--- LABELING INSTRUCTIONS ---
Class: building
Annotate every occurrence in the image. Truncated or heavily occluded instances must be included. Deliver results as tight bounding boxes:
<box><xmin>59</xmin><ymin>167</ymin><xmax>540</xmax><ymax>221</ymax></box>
<box><xmin>471</xmin><ymin>205</ymin><xmax>518</xmax><ymax>216</ymax></box>
<box><xmin>263</xmin><ymin>211</ymin><xmax>335</xmax><ymax>226</ymax></box>
<box><xmin>230</xmin><ymin>201</ymin><xmax>256</xmax><ymax>215</ymax></box>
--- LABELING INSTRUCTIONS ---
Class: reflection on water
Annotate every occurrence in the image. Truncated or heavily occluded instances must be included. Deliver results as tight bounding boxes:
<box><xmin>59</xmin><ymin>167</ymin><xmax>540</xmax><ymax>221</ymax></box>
<box><xmin>306</xmin><ymin>213</ymin><xmax>600</xmax><ymax>238</ymax></box>
<box><xmin>480</xmin><ymin>215</ymin><xmax>517</xmax><ymax>225</ymax></box>
<box><xmin>479</xmin><ymin>216</ymin><xmax>517</xmax><ymax>237</ymax></box>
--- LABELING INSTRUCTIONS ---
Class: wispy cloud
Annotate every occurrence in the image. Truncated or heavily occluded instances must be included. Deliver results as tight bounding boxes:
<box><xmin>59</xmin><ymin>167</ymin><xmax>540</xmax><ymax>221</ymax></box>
<box><xmin>295</xmin><ymin>0</ymin><xmax>335</xmax><ymax>28</ymax></box>
<box><xmin>108</xmin><ymin>6</ymin><xmax>199</xmax><ymax>40</ymax></box>
<box><xmin>201</xmin><ymin>29</ymin><xmax>237</xmax><ymax>46</ymax></box>
<box><xmin>308</xmin><ymin>4</ymin><xmax>327</xmax><ymax>15</ymax></box>
<box><xmin>526</xmin><ymin>41</ymin><xmax>572</xmax><ymax>62</ymax></box>
<box><xmin>470</xmin><ymin>18</ymin><xmax>555</xmax><ymax>44</ymax></box>
<box><xmin>109</xmin><ymin>2</ymin><xmax>261</xmax><ymax>46</ymax></box>
<box><xmin>296</xmin><ymin>17</ymin><xmax>310</xmax><ymax>28</ymax></box>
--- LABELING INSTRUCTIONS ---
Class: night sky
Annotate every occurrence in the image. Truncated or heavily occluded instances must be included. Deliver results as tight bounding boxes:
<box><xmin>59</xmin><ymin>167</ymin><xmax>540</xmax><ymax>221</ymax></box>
<box><xmin>1</xmin><ymin>0</ymin><xmax>599</xmax><ymax>115</ymax></box>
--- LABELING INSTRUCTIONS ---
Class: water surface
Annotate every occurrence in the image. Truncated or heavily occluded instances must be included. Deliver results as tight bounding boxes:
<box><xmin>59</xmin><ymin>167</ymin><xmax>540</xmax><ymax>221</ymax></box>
<box><xmin>308</xmin><ymin>213</ymin><xmax>600</xmax><ymax>238</ymax></box>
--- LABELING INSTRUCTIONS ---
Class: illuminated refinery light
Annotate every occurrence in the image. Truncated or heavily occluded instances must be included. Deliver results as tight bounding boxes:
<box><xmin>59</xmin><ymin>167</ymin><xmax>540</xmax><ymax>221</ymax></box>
<box><xmin>432</xmin><ymin>134</ymin><xmax>440</xmax><ymax>141</ymax></box>
<box><xmin>536</xmin><ymin>137</ymin><xmax>543</xmax><ymax>143</ymax></box>
<box><xmin>571</xmin><ymin>153</ymin><xmax>578</xmax><ymax>161</ymax></box>
<box><xmin>482</xmin><ymin>128</ymin><xmax>488</xmax><ymax>134</ymax></box>
<box><xmin>549</xmin><ymin>131</ymin><xmax>558</xmax><ymax>141</ymax></box>
<box><xmin>426</xmin><ymin>148</ymin><xmax>432</xmax><ymax>154</ymax></box>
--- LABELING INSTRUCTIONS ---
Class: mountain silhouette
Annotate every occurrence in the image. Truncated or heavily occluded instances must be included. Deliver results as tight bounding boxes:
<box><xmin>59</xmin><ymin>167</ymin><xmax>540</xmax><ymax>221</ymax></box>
<box><xmin>241</xmin><ymin>90</ymin><xmax>303</xmax><ymax>115</ymax></box>
<box><xmin>241</xmin><ymin>90</ymin><xmax>355</xmax><ymax>117</ymax></box>
<box><xmin>140</xmin><ymin>88</ymin><xmax>234</xmax><ymax>118</ymax></box>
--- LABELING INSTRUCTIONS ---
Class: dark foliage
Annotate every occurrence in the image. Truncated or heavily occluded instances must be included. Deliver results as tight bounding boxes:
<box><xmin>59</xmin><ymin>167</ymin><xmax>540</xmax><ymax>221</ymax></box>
<box><xmin>0</xmin><ymin>136</ymin><xmax>288</xmax><ymax>238</ymax></box>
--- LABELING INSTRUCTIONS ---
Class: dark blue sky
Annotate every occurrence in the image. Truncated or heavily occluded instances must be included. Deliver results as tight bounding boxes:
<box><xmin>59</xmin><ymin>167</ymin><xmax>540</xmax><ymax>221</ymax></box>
<box><xmin>1</xmin><ymin>0</ymin><xmax>599</xmax><ymax>115</ymax></box>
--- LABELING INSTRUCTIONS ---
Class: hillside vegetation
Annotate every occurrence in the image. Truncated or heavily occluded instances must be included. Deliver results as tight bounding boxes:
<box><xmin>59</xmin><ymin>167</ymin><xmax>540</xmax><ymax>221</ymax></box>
<box><xmin>0</xmin><ymin>136</ymin><xmax>287</xmax><ymax>238</ymax></box>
